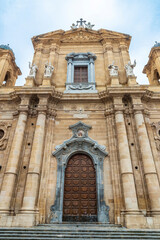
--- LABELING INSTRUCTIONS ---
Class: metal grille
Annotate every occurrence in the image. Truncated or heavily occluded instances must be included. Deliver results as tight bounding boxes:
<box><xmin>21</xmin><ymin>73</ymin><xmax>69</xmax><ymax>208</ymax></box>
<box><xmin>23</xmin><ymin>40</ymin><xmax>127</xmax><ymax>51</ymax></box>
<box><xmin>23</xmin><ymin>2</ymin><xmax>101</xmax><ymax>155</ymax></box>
<box><xmin>74</xmin><ymin>66</ymin><xmax>88</xmax><ymax>83</ymax></box>
<box><xmin>63</xmin><ymin>154</ymin><xmax>97</xmax><ymax>222</ymax></box>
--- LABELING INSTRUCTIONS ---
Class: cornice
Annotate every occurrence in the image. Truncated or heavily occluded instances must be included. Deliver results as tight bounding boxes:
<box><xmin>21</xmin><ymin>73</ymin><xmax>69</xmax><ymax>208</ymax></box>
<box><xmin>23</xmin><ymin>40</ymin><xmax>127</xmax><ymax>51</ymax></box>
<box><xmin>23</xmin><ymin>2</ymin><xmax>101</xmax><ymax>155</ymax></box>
<box><xmin>142</xmin><ymin>89</ymin><xmax>160</xmax><ymax>101</ymax></box>
<box><xmin>99</xmin><ymin>87</ymin><xmax>146</xmax><ymax>101</ymax></box>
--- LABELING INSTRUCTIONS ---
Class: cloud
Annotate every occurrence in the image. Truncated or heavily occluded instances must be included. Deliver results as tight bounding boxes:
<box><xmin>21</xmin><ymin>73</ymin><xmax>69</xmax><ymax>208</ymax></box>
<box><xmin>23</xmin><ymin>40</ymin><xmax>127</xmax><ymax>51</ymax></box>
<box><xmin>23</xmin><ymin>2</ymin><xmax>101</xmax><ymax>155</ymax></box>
<box><xmin>0</xmin><ymin>0</ymin><xmax>160</xmax><ymax>85</ymax></box>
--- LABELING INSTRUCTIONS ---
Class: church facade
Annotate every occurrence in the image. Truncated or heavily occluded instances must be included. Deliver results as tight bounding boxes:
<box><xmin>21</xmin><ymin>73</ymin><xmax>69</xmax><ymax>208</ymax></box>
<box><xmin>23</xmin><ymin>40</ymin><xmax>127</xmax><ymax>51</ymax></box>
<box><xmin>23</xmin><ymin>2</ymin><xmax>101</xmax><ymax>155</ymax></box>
<box><xmin>0</xmin><ymin>20</ymin><xmax>160</xmax><ymax>229</ymax></box>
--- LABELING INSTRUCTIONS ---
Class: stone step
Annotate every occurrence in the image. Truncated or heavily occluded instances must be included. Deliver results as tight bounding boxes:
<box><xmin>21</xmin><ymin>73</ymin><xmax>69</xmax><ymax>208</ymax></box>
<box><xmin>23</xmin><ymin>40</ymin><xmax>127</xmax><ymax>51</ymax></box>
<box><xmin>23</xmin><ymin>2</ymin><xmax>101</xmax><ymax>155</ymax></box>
<box><xmin>0</xmin><ymin>225</ymin><xmax>160</xmax><ymax>240</ymax></box>
<box><xmin>0</xmin><ymin>237</ymin><xmax>159</xmax><ymax>240</ymax></box>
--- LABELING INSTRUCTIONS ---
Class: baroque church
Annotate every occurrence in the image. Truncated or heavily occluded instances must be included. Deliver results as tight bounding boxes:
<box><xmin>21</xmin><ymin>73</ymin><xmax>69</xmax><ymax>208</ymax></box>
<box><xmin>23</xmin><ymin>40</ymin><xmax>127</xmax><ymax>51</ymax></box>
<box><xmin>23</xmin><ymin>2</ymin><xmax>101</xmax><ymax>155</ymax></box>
<box><xmin>0</xmin><ymin>19</ymin><xmax>160</xmax><ymax>230</ymax></box>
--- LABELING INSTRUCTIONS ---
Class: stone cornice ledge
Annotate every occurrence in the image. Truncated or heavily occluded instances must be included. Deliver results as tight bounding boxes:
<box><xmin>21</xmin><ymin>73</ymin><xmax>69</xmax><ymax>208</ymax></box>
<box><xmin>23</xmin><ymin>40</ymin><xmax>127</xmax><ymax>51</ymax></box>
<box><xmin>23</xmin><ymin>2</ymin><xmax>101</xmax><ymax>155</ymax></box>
<box><xmin>14</xmin><ymin>87</ymin><xmax>63</xmax><ymax>100</ymax></box>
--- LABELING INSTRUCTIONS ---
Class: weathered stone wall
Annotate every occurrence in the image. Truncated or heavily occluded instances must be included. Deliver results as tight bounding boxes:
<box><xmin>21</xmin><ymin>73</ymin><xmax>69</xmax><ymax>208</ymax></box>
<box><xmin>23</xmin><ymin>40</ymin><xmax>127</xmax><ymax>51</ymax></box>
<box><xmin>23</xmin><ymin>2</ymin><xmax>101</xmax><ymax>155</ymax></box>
<box><xmin>0</xmin><ymin>27</ymin><xmax>160</xmax><ymax>229</ymax></box>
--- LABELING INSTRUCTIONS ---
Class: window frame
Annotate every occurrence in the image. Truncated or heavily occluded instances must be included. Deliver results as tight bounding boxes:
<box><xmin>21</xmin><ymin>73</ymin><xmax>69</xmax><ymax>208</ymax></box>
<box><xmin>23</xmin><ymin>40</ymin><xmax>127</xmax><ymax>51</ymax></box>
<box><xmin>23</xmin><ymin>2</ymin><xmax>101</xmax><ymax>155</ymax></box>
<box><xmin>65</xmin><ymin>52</ymin><xmax>97</xmax><ymax>93</ymax></box>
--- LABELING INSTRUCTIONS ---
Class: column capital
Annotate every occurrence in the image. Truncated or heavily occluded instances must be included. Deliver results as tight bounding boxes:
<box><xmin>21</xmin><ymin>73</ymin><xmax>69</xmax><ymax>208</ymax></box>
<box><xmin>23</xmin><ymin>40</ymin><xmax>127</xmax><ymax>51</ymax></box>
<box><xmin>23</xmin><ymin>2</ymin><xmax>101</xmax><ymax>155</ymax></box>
<box><xmin>133</xmin><ymin>110</ymin><xmax>143</xmax><ymax>115</ymax></box>
<box><xmin>104</xmin><ymin>108</ymin><xmax>114</xmax><ymax>117</ymax></box>
<box><xmin>18</xmin><ymin>110</ymin><xmax>28</xmax><ymax>116</ymax></box>
<box><xmin>119</xmin><ymin>44</ymin><xmax>128</xmax><ymax>51</ymax></box>
<box><xmin>114</xmin><ymin>110</ymin><xmax>124</xmax><ymax>115</ymax></box>
<box><xmin>37</xmin><ymin>110</ymin><xmax>47</xmax><ymax>116</ymax></box>
<box><xmin>47</xmin><ymin>108</ymin><xmax>57</xmax><ymax>118</ymax></box>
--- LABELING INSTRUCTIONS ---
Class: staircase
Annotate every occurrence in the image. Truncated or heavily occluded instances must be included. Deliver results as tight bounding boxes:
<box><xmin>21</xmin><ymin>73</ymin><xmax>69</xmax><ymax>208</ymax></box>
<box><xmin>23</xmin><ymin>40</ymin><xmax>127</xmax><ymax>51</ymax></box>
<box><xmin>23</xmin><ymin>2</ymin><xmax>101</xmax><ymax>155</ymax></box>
<box><xmin>0</xmin><ymin>223</ymin><xmax>160</xmax><ymax>239</ymax></box>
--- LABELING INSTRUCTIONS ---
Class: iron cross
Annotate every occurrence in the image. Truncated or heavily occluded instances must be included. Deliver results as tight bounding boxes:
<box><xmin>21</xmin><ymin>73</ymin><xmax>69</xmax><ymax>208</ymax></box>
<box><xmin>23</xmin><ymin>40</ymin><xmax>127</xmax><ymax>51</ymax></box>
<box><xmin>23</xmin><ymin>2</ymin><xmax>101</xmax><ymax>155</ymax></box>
<box><xmin>76</xmin><ymin>18</ymin><xmax>86</xmax><ymax>26</ymax></box>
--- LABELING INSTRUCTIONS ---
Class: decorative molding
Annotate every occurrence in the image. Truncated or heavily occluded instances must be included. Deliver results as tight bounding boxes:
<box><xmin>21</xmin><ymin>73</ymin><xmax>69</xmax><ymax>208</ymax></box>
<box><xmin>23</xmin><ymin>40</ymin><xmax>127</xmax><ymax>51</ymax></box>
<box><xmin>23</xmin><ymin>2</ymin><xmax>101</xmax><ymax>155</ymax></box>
<box><xmin>50</xmin><ymin>121</ymin><xmax>109</xmax><ymax>224</ymax></box>
<box><xmin>0</xmin><ymin>122</ymin><xmax>12</xmax><ymax>150</ymax></box>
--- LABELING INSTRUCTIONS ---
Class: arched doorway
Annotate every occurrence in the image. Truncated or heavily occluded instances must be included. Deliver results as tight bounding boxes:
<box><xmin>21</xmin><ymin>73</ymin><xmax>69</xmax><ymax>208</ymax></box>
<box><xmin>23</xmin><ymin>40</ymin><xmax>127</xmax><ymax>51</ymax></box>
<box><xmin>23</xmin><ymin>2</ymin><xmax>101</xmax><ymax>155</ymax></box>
<box><xmin>50</xmin><ymin>121</ymin><xmax>109</xmax><ymax>224</ymax></box>
<box><xmin>63</xmin><ymin>153</ymin><xmax>97</xmax><ymax>222</ymax></box>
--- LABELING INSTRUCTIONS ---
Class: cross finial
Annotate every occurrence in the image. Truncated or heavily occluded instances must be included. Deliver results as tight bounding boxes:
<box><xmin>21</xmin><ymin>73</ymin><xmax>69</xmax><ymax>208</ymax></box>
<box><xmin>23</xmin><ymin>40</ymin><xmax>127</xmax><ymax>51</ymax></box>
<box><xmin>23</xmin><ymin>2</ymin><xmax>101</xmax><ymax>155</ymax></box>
<box><xmin>76</xmin><ymin>18</ymin><xmax>86</xmax><ymax>26</ymax></box>
<box><xmin>70</xmin><ymin>18</ymin><xmax>95</xmax><ymax>30</ymax></box>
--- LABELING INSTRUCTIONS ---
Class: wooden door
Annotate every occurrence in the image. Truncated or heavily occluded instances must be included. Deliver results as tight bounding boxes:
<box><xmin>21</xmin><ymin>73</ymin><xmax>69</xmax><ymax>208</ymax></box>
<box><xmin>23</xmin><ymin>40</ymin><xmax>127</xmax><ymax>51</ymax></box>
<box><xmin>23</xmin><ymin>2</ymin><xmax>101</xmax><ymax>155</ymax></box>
<box><xmin>63</xmin><ymin>154</ymin><xmax>97</xmax><ymax>222</ymax></box>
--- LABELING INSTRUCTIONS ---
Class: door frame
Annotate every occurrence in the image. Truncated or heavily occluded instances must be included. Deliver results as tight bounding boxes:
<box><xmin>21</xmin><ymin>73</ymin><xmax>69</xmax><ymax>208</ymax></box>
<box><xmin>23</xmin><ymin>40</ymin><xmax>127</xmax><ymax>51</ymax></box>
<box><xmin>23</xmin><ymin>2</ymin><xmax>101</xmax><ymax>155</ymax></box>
<box><xmin>50</xmin><ymin>122</ymin><xmax>110</xmax><ymax>223</ymax></box>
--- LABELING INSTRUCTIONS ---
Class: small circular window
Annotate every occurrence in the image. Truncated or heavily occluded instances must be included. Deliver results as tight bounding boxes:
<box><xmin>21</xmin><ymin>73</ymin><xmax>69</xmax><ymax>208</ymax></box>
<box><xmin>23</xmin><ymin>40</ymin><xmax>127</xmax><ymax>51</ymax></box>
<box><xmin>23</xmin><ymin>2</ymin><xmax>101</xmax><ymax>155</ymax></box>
<box><xmin>0</xmin><ymin>129</ymin><xmax>4</xmax><ymax>139</ymax></box>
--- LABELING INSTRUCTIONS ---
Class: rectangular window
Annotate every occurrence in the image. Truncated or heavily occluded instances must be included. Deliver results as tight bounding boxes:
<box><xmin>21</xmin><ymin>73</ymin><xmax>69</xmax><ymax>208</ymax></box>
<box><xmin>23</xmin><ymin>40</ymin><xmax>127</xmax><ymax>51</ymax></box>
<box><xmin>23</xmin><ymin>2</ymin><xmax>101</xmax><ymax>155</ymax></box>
<box><xmin>74</xmin><ymin>66</ymin><xmax>88</xmax><ymax>83</ymax></box>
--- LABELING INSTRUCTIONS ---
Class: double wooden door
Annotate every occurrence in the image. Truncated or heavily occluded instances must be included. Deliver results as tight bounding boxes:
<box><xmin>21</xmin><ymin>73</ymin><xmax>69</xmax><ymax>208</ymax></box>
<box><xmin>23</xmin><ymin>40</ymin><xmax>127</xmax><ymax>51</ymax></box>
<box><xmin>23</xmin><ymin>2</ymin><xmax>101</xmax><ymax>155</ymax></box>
<box><xmin>63</xmin><ymin>154</ymin><xmax>97</xmax><ymax>222</ymax></box>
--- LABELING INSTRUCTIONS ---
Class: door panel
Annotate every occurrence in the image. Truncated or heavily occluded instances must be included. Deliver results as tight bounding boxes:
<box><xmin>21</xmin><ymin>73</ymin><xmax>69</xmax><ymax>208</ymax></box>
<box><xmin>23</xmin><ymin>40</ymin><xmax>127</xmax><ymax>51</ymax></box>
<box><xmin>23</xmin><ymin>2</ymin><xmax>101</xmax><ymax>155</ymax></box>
<box><xmin>63</xmin><ymin>154</ymin><xmax>97</xmax><ymax>222</ymax></box>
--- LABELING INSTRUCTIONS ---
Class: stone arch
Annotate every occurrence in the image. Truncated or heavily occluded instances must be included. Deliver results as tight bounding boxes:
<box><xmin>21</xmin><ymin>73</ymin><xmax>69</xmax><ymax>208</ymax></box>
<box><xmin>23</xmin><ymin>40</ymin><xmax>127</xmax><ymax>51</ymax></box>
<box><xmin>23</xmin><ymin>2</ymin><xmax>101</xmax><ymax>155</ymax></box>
<box><xmin>50</xmin><ymin>122</ymin><xmax>109</xmax><ymax>223</ymax></box>
<box><xmin>3</xmin><ymin>71</ymin><xmax>12</xmax><ymax>86</ymax></box>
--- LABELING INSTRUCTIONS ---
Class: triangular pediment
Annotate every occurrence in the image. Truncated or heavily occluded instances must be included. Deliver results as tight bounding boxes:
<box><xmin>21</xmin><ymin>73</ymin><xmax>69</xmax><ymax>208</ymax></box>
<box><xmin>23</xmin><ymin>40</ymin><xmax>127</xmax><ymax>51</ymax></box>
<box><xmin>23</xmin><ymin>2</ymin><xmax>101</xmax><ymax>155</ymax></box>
<box><xmin>32</xmin><ymin>28</ymin><xmax>131</xmax><ymax>47</ymax></box>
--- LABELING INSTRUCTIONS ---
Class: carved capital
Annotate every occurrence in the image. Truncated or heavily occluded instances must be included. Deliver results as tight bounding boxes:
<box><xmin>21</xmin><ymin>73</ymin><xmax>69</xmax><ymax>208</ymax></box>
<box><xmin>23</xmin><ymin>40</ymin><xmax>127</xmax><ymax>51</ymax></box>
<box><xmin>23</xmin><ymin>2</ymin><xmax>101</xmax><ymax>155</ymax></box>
<box><xmin>119</xmin><ymin>45</ymin><xmax>128</xmax><ymax>51</ymax></box>
<box><xmin>132</xmin><ymin>104</ymin><xmax>144</xmax><ymax>112</ymax></box>
<box><xmin>105</xmin><ymin>45</ymin><xmax>113</xmax><ymax>51</ymax></box>
<box><xmin>115</xmin><ymin>110</ymin><xmax>123</xmax><ymax>115</ymax></box>
<box><xmin>133</xmin><ymin>110</ymin><xmax>143</xmax><ymax>116</ymax></box>
<box><xmin>47</xmin><ymin>108</ymin><xmax>57</xmax><ymax>118</ymax></box>
<box><xmin>104</xmin><ymin>109</ymin><xmax>114</xmax><ymax>117</ymax></box>
<box><xmin>38</xmin><ymin>111</ymin><xmax>47</xmax><ymax>116</ymax></box>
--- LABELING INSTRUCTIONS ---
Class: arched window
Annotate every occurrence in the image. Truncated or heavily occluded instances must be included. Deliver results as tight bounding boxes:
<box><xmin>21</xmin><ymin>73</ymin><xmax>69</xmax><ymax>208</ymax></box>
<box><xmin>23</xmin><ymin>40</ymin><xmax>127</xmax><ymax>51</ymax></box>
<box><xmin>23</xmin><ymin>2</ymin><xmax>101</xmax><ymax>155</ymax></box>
<box><xmin>3</xmin><ymin>71</ymin><xmax>11</xmax><ymax>86</ymax></box>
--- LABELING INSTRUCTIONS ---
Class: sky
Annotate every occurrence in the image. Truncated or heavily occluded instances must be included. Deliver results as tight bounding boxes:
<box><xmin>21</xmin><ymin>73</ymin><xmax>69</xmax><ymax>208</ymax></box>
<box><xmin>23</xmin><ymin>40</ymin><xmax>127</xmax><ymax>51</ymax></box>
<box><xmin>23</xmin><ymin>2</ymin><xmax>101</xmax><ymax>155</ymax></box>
<box><xmin>0</xmin><ymin>0</ymin><xmax>160</xmax><ymax>86</ymax></box>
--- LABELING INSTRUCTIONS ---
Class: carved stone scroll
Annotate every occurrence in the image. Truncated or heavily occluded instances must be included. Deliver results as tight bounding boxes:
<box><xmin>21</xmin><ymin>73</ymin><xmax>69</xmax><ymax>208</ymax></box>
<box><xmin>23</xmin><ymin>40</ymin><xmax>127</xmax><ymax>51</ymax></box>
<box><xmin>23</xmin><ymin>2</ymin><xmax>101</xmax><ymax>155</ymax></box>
<box><xmin>0</xmin><ymin>122</ymin><xmax>11</xmax><ymax>150</ymax></box>
<box><xmin>151</xmin><ymin>121</ymin><xmax>160</xmax><ymax>151</ymax></box>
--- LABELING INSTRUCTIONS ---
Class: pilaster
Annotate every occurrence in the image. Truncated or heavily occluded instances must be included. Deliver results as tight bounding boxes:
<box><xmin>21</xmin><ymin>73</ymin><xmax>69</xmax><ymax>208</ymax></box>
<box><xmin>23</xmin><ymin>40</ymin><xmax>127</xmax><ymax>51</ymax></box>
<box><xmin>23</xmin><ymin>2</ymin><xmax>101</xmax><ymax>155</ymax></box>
<box><xmin>21</xmin><ymin>95</ymin><xmax>49</xmax><ymax>213</ymax></box>
<box><xmin>132</xmin><ymin>96</ymin><xmax>160</xmax><ymax>213</ymax></box>
<box><xmin>0</xmin><ymin>95</ymin><xmax>30</xmax><ymax>213</ymax></box>
<box><xmin>113</xmin><ymin>97</ymin><xmax>139</xmax><ymax>213</ymax></box>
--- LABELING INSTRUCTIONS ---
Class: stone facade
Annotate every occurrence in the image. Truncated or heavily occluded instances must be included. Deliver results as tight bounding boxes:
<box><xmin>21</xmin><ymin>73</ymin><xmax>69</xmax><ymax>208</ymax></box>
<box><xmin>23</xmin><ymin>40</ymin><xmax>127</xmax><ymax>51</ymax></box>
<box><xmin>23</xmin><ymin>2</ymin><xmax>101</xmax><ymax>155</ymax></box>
<box><xmin>0</xmin><ymin>21</ymin><xmax>160</xmax><ymax>229</ymax></box>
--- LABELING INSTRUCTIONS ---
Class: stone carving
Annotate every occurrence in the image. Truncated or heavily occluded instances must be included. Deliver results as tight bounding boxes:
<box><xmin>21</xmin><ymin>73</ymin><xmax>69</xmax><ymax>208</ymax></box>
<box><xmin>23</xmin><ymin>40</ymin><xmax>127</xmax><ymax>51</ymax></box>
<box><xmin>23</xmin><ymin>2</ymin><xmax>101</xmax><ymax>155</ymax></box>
<box><xmin>68</xmin><ymin>84</ymin><xmax>93</xmax><ymax>90</ymax></box>
<box><xmin>125</xmin><ymin>60</ymin><xmax>136</xmax><ymax>77</ymax></box>
<box><xmin>28</xmin><ymin>62</ymin><xmax>38</xmax><ymax>78</ymax></box>
<box><xmin>70</xmin><ymin>18</ymin><xmax>95</xmax><ymax>30</ymax></box>
<box><xmin>44</xmin><ymin>62</ymin><xmax>54</xmax><ymax>77</ymax></box>
<box><xmin>85</xmin><ymin>22</ymin><xmax>95</xmax><ymax>30</ymax></box>
<box><xmin>50</xmin><ymin>121</ymin><xmax>108</xmax><ymax>223</ymax></box>
<box><xmin>70</xmin><ymin>23</ymin><xmax>77</xmax><ymax>30</ymax></box>
<box><xmin>0</xmin><ymin>122</ymin><xmax>11</xmax><ymax>150</ymax></box>
<box><xmin>65</xmin><ymin>52</ymin><xmax>96</xmax><ymax>61</ymax></box>
<box><xmin>108</xmin><ymin>62</ymin><xmax>118</xmax><ymax>76</ymax></box>
<box><xmin>151</xmin><ymin>121</ymin><xmax>160</xmax><ymax>151</ymax></box>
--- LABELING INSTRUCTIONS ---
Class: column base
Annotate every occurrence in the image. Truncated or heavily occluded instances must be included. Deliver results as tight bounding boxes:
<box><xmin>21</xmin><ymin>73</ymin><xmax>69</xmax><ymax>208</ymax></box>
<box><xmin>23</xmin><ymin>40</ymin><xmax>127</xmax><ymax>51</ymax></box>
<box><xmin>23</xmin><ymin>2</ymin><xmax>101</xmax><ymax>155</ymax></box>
<box><xmin>0</xmin><ymin>212</ymin><xmax>38</xmax><ymax>227</ymax></box>
<box><xmin>122</xmin><ymin>210</ymin><xmax>160</xmax><ymax>229</ymax></box>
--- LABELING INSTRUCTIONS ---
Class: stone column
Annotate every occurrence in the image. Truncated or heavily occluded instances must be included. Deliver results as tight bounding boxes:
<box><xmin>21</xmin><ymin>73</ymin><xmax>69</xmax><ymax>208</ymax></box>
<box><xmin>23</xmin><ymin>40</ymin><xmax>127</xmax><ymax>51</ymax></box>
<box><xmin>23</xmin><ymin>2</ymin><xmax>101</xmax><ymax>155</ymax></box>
<box><xmin>89</xmin><ymin>58</ymin><xmax>95</xmax><ymax>83</ymax></box>
<box><xmin>21</xmin><ymin>96</ymin><xmax>48</xmax><ymax>212</ymax></box>
<box><xmin>119</xmin><ymin>43</ymin><xmax>130</xmax><ymax>66</ymax></box>
<box><xmin>67</xmin><ymin>59</ymin><xmax>72</xmax><ymax>83</ymax></box>
<box><xmin>132</xmin><ymin>97</ymin><xmax>160</xmax><ymax>212</ymax></box>
<box><xmin>0</xmin><ymin>96</ymin><xmax>29</xmax><ymax>212</ymax></box>
<box><xmin>114</xmin><ymin>97</ymin><xmax>139</xmax><ymax>212</ymax></box>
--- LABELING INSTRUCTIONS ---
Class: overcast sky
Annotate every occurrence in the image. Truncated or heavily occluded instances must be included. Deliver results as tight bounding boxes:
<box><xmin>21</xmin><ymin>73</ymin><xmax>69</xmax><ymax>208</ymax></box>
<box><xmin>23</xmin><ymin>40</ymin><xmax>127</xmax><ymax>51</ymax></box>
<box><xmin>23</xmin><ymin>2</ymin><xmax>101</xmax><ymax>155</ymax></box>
<box><xmin>0</xmin><ymin>0</ymin><xmax>160</xmax><ymax>85</ymax></box>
